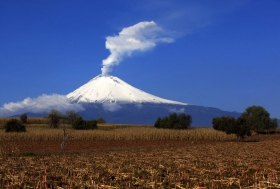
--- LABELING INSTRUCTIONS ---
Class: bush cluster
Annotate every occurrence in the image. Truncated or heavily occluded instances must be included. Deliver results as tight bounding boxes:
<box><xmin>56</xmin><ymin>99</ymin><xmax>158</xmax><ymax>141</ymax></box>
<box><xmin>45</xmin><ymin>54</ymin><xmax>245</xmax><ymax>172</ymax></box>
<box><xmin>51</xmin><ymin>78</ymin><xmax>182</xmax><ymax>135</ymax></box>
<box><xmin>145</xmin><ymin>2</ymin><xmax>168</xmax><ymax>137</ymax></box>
<box><xmin>4</xmin><ymin>119</ymin><xmax>26</xmax><ymax>132</ymax></box>
<box><xmin>154</xmin><ymin>113</ymin><xmax>192</xmax><ymax>129</ymax></box>
<box><xmin>65</xmin><ymin>110</ymin><xmax>81</xmax><ymax>126</ymax></box>
<box><xmin>96</xmin><ymin>117</ymin><xmax>106</xmax><ymax>124</ymax></box>
<box><xmin>72</xmin><ymin>117</ymin><xmax>98</xmax><ymax>130</ymax></box>
<box><xmin>213</xmin><ymin>116</ymin><xmax>251</xmax><ymax>141</ymax></box>
<box><xmin>213</xmin><ymin>106</ymin><xmax>278</xmax><ymax>141</ymax></box>
<box><xmin>46</xmin><ymin>110</ymin><xmax>100</xmax><ymax>130</ymax></box>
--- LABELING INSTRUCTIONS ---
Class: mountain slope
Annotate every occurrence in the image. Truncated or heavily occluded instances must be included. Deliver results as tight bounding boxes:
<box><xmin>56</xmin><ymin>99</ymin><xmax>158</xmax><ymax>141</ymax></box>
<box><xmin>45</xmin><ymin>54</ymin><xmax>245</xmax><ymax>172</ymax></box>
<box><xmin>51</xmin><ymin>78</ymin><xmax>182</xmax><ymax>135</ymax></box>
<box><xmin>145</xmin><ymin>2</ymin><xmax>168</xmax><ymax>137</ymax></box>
<box><xmin>66</xmin><ymin>75</ymin><xmax>243</xmax><ymax>126</ymax></box>
<box><xmin>79</xmin><ymin>103</ymin><xmax>241</xmax><ymax>126</ymax></box>
<box><xmin>67</xmin><ymin>75</ymin><xmax>187</xmax><ymax>105</ymax></box>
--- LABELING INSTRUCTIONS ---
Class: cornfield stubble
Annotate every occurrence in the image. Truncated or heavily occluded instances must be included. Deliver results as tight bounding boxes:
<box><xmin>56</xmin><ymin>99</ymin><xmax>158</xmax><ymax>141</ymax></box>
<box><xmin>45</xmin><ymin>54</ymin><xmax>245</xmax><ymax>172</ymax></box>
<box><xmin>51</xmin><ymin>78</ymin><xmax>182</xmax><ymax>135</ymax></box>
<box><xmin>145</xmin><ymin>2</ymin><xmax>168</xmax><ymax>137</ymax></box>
<box><xmin>0</xmin><ymin>118</ymin><xmax>279</xmax><ymax>188</ymax></box>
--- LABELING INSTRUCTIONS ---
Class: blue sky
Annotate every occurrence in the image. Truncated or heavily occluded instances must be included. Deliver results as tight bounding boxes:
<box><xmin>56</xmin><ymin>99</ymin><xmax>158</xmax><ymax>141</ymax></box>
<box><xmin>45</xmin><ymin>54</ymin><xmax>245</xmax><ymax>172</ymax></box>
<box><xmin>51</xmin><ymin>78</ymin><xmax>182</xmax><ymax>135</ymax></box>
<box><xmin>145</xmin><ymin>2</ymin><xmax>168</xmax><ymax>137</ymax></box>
<box><xmin>0</xmin><ymin>0</ymin><xmax>279</xmax><ymax>118</ymax></box>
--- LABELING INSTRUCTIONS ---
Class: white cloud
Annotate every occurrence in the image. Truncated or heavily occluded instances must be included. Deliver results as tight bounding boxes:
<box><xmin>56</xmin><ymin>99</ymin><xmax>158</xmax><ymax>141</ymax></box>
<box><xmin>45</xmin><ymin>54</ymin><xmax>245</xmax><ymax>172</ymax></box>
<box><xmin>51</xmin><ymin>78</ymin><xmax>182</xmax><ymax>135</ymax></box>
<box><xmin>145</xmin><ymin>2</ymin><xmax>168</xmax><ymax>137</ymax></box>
<box><xmin>135</xmin><ymin>103</ymin><xmax>143</xmax><ymax>109</ymax></box>
<box><xmin>101</xmin><ymin>21</ymin><xmax>174</xmax><ymax>75</ymax></box>
<box><xmin>102</xmin><ymin>102</ymin><xmax>122</xmax><ymax>112</ymax></box>
<box><xmin>128</xmin><ymin>1</ymin><xmax>246</xmax><ymax>37</ymax></box>
<box><xmin>169</xmin><ymin>107</ymin><xmax>185</xmax><ymax>113</ymax></box>
<box><xmin>0</xmin><ymin>94</ymin><xmax>84</xmax><ymax>117</ymax></box>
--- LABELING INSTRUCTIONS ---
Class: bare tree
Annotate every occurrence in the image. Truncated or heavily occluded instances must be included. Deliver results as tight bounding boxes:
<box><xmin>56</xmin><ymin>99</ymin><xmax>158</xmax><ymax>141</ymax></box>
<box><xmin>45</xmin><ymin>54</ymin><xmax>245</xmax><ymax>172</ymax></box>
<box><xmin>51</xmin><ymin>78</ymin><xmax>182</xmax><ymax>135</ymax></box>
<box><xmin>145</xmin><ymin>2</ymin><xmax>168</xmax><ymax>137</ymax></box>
<box><xmin>47</xmin><ymin>109</ymin><xmax>62</xmax><ymax>128</ymax></box>
<box><xmin>20</xmin><ymin>113</ymin><xmax>28</xmax><ymax>124</ymax></box>
<box><xmin>65</xmin><ymin>110</ymin><xmax>80</xmax><ymax>126</ymax></box>
<box><xmin>60</xmin><ymin>116</ymin><xmax>67</xmax><ymax>150</ymax></box>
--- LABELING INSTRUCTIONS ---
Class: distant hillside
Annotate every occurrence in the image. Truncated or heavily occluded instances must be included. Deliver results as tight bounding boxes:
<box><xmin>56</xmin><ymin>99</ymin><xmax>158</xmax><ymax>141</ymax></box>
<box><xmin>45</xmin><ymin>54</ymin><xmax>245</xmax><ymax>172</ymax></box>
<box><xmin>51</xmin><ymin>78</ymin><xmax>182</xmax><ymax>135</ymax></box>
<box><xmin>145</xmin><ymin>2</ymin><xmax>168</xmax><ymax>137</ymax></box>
<box><xmin>78</xmin><ymin>103</ymin><xmax>241</xmax><ymax>126</ymax></box>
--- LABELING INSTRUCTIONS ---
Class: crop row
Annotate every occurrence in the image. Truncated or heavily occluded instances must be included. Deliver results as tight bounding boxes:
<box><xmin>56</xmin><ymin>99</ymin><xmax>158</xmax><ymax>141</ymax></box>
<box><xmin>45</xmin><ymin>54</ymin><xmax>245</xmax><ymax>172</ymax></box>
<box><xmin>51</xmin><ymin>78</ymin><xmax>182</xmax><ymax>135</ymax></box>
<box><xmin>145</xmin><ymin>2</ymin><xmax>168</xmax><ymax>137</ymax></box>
<box><xmin>0</xmin><ymin>126</ymin><xmax>236</xmax><ymax>141</ymax></box>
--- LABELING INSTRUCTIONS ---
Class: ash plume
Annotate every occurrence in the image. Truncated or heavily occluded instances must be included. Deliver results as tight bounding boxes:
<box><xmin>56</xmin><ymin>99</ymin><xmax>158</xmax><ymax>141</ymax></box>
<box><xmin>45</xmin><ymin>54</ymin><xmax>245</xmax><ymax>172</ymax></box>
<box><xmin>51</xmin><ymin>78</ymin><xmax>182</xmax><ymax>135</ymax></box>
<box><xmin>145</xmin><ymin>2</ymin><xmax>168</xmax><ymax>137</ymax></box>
<box><xmin>101</xmin><ymin>21</ymin><xmax>174</xmax><ymax>75</ymax></box>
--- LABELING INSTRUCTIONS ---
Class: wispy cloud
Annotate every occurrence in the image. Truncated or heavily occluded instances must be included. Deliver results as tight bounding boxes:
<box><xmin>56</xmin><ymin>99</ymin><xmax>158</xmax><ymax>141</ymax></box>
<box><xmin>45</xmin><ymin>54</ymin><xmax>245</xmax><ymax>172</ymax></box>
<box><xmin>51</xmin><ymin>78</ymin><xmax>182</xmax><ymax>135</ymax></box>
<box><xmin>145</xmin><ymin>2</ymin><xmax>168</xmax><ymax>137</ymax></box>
<box><xmin>102</xmin><ymin>102</ymin><xmax>122</xmax><ymax>112</ymax></box>
<box><xmin>127</xmin><ymin>1</ymin><xmax>246</xmax><ymax>36</ymax></box>
<box><xmin>169</xmin><ymin>107</ymin><xmax>185</xmax><ymax>113</ymax></box>
<box><xmin>135</xmin><ymin>103</ymin><xmax>143</xmax><ymax>109</ymax></box>
<box><xmin>101</xmin><ymin>21</ymin><xmax>174</xmax><ymax>75</ymax></box>
<box><xmin>0</xmin><ymin>94</ymin><xmax>84</xmax><ymax>117</ymax></box>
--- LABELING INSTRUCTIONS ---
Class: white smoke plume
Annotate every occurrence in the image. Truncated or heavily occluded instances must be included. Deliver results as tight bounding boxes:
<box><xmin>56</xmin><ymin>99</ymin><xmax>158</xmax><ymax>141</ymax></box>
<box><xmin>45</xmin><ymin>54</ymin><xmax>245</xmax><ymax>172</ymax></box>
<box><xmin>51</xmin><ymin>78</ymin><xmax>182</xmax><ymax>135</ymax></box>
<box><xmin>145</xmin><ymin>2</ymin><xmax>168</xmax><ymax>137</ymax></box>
<box><xmin>0</xmin><ymin>94</ymin><xmax>84</xmax><ymax>117</ymax></box>
<box><xmin>101</xmin><ymin>21</ymin><xmax>174</xmax><ymax>75</ymax></box>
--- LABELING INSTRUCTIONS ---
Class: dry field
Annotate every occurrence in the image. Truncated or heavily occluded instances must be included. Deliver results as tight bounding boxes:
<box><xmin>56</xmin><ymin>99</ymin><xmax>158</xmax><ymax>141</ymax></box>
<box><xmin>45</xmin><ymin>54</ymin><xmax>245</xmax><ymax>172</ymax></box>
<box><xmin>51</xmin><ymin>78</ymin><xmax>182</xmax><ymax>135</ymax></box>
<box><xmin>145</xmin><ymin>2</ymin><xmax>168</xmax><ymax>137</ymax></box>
<box><xmin>0</xmin><ymin>125</ymin><xmax>237</xmax><ymax>142</ymax></box>
<box><xmin>0</xmin><ymin>120</ymin><xmax>279</xmax><ymax>188</ymax></box>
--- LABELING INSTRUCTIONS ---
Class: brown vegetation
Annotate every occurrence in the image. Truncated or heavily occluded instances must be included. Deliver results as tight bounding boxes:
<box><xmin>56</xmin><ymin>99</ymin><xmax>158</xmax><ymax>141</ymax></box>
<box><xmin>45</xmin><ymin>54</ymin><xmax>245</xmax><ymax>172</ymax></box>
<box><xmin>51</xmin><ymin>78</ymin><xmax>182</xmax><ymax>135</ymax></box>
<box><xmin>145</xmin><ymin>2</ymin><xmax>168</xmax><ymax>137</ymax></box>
<box><xmin>0</xmin><ymin>117</ymin><xmax>48</xmax><ymax>125</ymax></box>
<box><xmin>0</xmin><ymin>120</ymin><xmax>279</xmax><ymax>188</ymax></box>
<box><xmin>0</xmin><ymin>124</ymin><xmax>236</xmax><ymax>141</ymax></box>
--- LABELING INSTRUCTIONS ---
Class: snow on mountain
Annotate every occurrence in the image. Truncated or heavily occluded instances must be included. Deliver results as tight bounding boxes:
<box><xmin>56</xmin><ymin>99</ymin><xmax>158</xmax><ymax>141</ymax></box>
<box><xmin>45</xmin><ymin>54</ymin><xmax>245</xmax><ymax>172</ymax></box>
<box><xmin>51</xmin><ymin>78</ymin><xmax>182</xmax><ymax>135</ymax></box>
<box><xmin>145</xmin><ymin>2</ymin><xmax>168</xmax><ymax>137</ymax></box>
<box><xmin>67</xmin><ymin>75</ymin><xmax>187</xmax><ymax>105</ymax></box>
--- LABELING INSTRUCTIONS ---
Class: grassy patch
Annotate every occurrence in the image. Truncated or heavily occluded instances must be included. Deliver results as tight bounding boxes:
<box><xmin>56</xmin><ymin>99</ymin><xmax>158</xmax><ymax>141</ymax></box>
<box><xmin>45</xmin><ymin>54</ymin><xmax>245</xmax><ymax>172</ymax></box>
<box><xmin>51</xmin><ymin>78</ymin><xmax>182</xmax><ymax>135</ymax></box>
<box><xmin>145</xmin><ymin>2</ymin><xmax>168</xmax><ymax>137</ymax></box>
<box><xmin>21</xmin><ymin>151</ymin><xmax>36</xmax><ymax>156</ymax></box>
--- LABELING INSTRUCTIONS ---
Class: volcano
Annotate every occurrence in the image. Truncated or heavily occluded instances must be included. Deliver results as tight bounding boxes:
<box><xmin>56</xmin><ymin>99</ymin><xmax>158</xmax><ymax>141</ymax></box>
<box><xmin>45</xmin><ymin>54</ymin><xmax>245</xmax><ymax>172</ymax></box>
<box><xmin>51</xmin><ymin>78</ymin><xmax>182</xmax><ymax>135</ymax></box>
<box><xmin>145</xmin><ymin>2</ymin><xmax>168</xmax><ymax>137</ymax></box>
<box><xmin>67</xmin><ymin>75</ymin><xmax>187</xmax><ymax>105</ymax></box>
<box><xmin>66</xmin><ymin>75</ymin><xmax>240</xmax><ymax>126</ymax></box>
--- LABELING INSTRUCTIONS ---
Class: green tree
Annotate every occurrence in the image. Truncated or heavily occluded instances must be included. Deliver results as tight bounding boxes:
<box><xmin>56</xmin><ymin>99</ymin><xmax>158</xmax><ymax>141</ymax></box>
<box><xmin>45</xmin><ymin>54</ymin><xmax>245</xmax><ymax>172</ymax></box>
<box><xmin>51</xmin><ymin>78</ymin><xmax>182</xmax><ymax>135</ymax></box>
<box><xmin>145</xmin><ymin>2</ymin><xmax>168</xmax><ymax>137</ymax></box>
<box><xmin>235</xmin><ymin>116</ymin><xmax>252</xmax><ymax>141</ymax></box>
<box><xmin>96</xmin><ymin>117</ymin><xmax>106</xmax><ymax>124</ymax></box>
<box><xmin>154</xmin><ymin>113</ymin><xmax>192</xmax><ymax>129</ymax></box>
<box><xmin>212</xmin><ymin>116</ymin><xmax>236</xmax><ymax>134</ymax></box>
<box><xmin>176</xmin><ymin>113</ymin><xmax>192</xmax><ymax>129</ymax></box>
<box><xmin>47</xmin><ymin>109</ymin><xmax>62</xmax><ymax>128</ymax></box>
<box><xmin>5</xmin><ymin>119</ymin><xmax>26</xmax><ymax>132</ymax></box>
<box><xmin>213</xmin><ymin>105</ymin><xmax>278</xmax><ymax>141</ymax></box>
<box><xmin>269</xmin><ymin>118</ymin><xmax>278</xmax><ymax>133</ymax></box>
<box><xmin>154</xmin><ymin>117</ymin><xmax>161</xmax><ymax>128</ymax></box>
<box><xmin>212</xmin><ymin>116</ymin><xmax>251</xmax><ymax>141</ymax></box>
<box><xmin>86</xmin><ymin>120</ymin><xmax>98</xmax><ymax>129</ymax></box>
<box><xmin>20</xmin><ymin>113</ymin><xmax>28</xmax><ymax>124</ymax></box>
<box><xmin>242</xmin><ymin>106</ymin><xmax>274</xmax><ymax>133</ymax></box>
<box><xmin>72</xmin><ymin>117</ymin><xmax>98</xmax><ymax>130</ymax></box>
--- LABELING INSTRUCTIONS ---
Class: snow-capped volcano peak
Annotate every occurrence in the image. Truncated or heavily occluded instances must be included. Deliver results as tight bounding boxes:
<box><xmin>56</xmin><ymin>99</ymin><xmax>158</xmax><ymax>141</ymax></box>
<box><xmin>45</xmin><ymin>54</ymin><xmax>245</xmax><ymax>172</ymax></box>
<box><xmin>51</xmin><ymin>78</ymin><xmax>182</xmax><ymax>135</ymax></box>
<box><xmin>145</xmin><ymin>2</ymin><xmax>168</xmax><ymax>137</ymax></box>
<box><xmin>67</xmin><ymin>75</ymin><xmax>187</xmax><ymax>105</ymax></box>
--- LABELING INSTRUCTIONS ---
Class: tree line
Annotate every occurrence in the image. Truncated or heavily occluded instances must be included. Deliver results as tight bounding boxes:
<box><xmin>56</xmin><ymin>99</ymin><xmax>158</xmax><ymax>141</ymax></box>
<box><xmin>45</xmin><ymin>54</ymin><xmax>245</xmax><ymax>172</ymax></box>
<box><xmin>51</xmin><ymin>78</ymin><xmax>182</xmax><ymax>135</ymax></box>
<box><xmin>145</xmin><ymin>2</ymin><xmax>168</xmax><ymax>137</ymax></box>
<box><xmin>4</xmin><ymin>105</ymin><xmax>278</xmax><ymax>143</ymax></box>
<box><xmin>154</xmin><ymin>113</ymin><xmax>192</xmax><ymax>129</ymax></box>
<box><xmin>3</xmin><ymin>110</ymin><xmax>106</xmax><ymax>132</ymax></box>
<box><xmin>213</xmin><ymin>105</ymin><xmax>278</xmax><ymax>141</ymax></box>
<box><xmin>153</xmin><ymin>105</ymin><xmax>278</xmax><ymax>142</ymax></box>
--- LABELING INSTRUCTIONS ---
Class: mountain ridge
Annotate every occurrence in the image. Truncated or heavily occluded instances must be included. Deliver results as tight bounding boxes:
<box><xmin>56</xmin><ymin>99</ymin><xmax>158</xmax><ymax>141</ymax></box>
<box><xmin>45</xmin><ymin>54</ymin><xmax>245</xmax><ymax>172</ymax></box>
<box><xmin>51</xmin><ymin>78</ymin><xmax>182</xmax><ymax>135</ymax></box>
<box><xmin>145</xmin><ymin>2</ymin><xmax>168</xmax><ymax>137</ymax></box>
<box><xmin>78</xmin><ymin>103</ymin><xmax>241</xmax><ymax>126</ymax></box>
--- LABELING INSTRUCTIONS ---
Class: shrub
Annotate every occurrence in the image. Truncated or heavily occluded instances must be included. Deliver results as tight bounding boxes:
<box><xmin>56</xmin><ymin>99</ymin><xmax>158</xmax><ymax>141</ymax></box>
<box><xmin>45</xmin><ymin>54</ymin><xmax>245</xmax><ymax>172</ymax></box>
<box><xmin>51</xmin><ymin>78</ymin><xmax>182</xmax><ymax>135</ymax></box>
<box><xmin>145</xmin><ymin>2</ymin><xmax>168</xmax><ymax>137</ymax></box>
<box><xmin>72</xmin><ymin>117</ymin><xmax>98</xmax><ymax>130</ymax></box>
<box><xmin>4</xmin><ymin>119</ymin><xmax>26</xmax><ymax>132</ymax></box>
<box><xmin>213</xmin><ymin>106</ymin><xmax>279</xmax><ymax>141</ymax></box>
<box><xmin>154</xmin><ymin>113</ymin><xmax>192</xmax><ymax>129</ymax></box>
<box><xmin>21</xmin><ymin>152</ymin><xmax>36</xmax><ymax>156</ymax></box>
<box><xmin>212</xmin><ymin>116</ymin><xmax>251</xmax><ymax>141</ymax></box>
<box><xmin>86</xmin><ymin>120</ymin><xmax>98</xmax><ymax>129</ymax></box>
<box><xmin>65</xmin><ymin>110</ymin><xmax>80</xmax><ymax>126</ymax></box>
<box><xmin>72</xmin><ymin>117</ymin><xmax>84</xmax><ymax>130</ymax></box>
<box><xmin>212</xmin><ymin>116</ymin><xmax>236</xmax><ymax>134</ymax></box>
<box><xmin>96</xmin><ymin>117</ymin><xmax>106</xmax><ymax>124</ymax></box>
<box><xmin>20</xmin><ymin>113</ymin><xmax>28</xmax><ymax>123</ymax></box>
